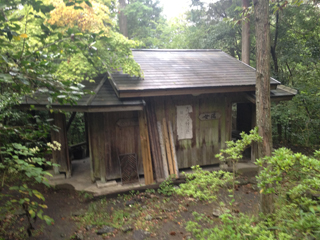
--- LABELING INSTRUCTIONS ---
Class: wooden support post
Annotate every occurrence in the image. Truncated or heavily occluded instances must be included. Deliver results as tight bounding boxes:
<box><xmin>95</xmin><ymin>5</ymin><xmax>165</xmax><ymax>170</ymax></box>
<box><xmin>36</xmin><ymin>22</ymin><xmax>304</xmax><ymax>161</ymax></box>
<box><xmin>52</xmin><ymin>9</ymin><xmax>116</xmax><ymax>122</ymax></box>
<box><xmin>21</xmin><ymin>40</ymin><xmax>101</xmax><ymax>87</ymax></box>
<box><xmin>51</xmin><ymin>112</ymin><xmax>71</xmax><ymax>178</ymax></box>
<box><xmin>84</xmin><ymin>113</ymin><xmax>89</xmax><ymax>157</ymax></box>
<box><xmin>101</xmin><ymin>112</ymin><xmax>111</xmax><ymax>183</ymax></box>
<box><xmin>86</xmin><ymin>113</ymin><xmax>95</xmax><ymax>182</ymax></box>
<box><xmin>157</xmin><ymin>121</ymin><xmax>169</xmax><ymax>179</ymax></box>
<box><xmin>251</xmin><ymin>104</ymin><xmax>258</xmax><ymax>162</ymax></box>
<box><xmin>168</xmin><ymin>121</ymin><xmax>179</xmax><ymax>178</ymax></box>
<box><xmin>139</xmin><ymin>110</ymin><xmax>154</xmax><ymax>185</ymax></box>
<box><xmin>162</xmin><ymin>118</ymin><xmax>174</xmax><ymax>176</ymax></box>
<box><xmin>225</xmin><ymin>97</ymin><xmax>232</xmax><ymax>142</ymax></box>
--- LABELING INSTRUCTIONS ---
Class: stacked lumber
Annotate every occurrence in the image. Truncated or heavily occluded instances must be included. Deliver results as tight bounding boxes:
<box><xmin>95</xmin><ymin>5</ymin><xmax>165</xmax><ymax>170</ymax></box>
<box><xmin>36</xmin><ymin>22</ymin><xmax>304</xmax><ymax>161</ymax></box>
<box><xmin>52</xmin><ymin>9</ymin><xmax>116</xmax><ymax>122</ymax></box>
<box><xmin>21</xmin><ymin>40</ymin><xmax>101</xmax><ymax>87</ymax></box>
<box><xmin>142</xmin><ymin>99</ymin><xmax>179</xmax><ymax>181</ymax></box>
<box><xmin>157</xmin><ymin>121</ymin><xmax>169</xmax><ymax>179</ymax></box>
<box><xmin>145</xmin><ymin>98</ymin><xmax>165</xmax><ymax>181</ymax></box>
<box><xmin>138</xmin><ymin>110</ymin><xmax>154</xmax><ymax>185</ymax></box>
<box><xmin>168</xmin><ymin>121</ymin><xmax>179</xmax><ymax>178</ymax></box>
<box><xmin>161</xmin><ymin>118</ymin><xmax>179</xmax><ymax>179</ymax></box>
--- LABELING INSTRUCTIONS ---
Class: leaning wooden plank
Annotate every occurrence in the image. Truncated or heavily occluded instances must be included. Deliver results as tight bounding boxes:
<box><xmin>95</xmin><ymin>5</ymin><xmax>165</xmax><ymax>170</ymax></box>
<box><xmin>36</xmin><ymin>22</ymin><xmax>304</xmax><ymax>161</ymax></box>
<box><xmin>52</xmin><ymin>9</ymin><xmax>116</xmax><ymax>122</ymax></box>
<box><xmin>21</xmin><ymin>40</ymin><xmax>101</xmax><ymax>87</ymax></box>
<box><xmin>162</xmin><ymin>118</ymin><xmax>174</xmax><ymax>175</ymax></box>
<box><xmin>157</xmin><ymin>121</ymin><xmax>169</xmax><ymax>179</ymax></box>
<box><xmin>145</xmin><ymin>99</ymin><xmax>164</xmax><ymax>181</ymax></box>
<box><xmin>138</xmin><ymin>110</ymin><xmax>154</xmax><ymax>185</ymax></box>
<box><xmin>168</xmin><ymin>121</ymin><xmax>179</xmax><ymax>178</ymax></box>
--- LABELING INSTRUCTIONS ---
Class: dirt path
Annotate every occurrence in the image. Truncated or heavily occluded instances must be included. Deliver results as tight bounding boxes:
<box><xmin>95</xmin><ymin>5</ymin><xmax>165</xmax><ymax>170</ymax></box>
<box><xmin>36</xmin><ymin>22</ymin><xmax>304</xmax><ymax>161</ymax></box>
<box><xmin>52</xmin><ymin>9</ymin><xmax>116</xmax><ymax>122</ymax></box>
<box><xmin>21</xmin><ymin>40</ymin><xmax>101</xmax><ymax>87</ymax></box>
<box><xmin>0</xmin><ymin>174</ymin><xmax>259</xmax><ymax>240</ymax></box>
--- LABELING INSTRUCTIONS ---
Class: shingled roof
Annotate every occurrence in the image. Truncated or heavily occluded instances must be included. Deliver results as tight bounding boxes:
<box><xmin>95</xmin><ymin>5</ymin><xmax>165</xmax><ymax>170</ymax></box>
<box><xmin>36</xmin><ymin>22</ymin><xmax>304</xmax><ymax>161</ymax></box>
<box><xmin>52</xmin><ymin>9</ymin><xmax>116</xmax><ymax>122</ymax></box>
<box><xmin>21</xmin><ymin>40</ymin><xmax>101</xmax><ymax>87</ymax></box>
<box><xmin>19</xmin><ymin>49</ymin><xmax>295</xmax><ymax>111</ymax></box>
<box><xmin>21</xmin><ymin>74</ymin><xmax>144</xmax><ymax>112</ymax></box>
<box><xmin>109</xmin><ymin>49</ymin><xmax>280</xmax><ymax>98</ymax></box>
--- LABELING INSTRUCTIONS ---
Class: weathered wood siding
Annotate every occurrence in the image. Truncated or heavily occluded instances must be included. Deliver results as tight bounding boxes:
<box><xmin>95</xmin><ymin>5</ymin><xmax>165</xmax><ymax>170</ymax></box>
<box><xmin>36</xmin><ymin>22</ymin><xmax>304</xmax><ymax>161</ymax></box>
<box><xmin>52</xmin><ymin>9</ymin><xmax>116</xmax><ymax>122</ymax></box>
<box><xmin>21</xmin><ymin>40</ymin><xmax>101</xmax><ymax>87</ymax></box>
<box><xmin>87</xmin><ymin>112</ymin><xmax>142</xmax><ymax>181</ymax></box>
<box><xmin>151</xmin><ymin>93</ymin><xmax>232</xmax><ymax>168</ymax></box>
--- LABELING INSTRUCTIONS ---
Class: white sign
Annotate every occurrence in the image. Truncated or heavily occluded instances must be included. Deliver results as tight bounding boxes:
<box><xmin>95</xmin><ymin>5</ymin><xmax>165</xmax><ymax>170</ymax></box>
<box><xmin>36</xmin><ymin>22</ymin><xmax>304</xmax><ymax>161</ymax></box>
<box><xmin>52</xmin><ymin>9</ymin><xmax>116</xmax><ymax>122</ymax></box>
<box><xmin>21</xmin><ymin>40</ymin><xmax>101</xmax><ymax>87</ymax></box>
<box><xmin>176</xmin><ymin>105</ymin><xmax>193</xmax><ymax>140</ymax></box>
<box><xmin>199</xmin><ymin>112</ymin><xmax>221</xmax><ymax>120</ymax></box>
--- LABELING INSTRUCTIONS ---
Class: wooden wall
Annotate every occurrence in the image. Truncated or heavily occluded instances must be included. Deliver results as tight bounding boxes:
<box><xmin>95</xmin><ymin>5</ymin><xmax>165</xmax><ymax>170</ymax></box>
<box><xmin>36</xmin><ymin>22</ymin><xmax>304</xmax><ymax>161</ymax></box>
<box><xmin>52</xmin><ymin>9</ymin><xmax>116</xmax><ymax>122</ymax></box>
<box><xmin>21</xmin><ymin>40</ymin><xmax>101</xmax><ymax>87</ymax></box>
<box><xmin>87</xmin><ymin>93</ymin><xmax>237</xmax><ymax>181</ymax></box>
<box><xmin>51</xmin><ymin>112</ymin><xmax>71</xmax><ymax>178</ymax></box>
<box><xmin>87</xmin><ymin>111</ymin><xmax>142</xmax><ymax>181</ymax></box>
<box><xmin>150</xmin><ymin>93</ymin><xmax>232</xmax><ymax>169</ymax></box>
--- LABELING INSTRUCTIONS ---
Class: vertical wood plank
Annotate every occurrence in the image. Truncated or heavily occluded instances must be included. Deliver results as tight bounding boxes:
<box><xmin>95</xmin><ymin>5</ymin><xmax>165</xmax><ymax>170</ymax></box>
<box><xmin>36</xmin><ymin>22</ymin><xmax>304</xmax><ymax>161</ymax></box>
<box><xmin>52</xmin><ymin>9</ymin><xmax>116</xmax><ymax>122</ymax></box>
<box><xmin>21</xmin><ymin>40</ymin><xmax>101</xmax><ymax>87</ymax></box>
<box><xmin>251</xmin><ymin>104</ymin><xmax>258</xmax><ymax>162</ymax></box>
<box><xmin>145</xmin><ymin>98</ymin><xmax>164</xmax><ymax>181</ymax></box>
<box><xmin>162</xmin><ymin>118</ymin><xmax>174</xmax><ymax>175</ymax></box>
<box><xmin>157</xmin><ymin>121</ymin><xmax>169</xmax><ymax>179</ymax></box>
<box><xmin>139</xmin><ymin>110</ymin><xmax>154</xmax><ymax>185</ymax></box>
<box><xmin>85</xmin><ymin>113</ymin><xmax>95</xmax><ymax>182</ymax></box>
<box><xmin>51</xmin><ymin>112</ymin><xmax>71</xmax><ymax>178</ymax></box>
<box><xmin>168</xmin><ymin>121</ymin><xmax>179</xmax><ymax>178</ymax></box>
<box><xmin>225</xmin><ymin>96</ymin><xmax>232</xmax><ymax>142</ymax></box>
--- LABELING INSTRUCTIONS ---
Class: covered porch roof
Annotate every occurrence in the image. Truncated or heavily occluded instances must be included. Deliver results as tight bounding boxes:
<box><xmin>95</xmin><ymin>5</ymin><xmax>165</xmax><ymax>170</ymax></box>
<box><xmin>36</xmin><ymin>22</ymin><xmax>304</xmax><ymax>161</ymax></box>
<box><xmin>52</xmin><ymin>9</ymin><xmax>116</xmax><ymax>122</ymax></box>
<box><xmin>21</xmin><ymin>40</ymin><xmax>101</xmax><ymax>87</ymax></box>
<box><xmin>20</xmin><ymin>73</ymin><xmax>144</xmax><ymax>112</ymax></box>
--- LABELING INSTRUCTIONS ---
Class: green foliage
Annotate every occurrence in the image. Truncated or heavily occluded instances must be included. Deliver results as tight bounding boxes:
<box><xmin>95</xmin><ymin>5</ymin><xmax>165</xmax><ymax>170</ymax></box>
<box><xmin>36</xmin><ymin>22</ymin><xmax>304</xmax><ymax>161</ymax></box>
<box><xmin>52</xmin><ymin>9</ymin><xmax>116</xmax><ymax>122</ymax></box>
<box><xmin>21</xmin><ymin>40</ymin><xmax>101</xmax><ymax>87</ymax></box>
<box><xmin>215</xmin><ymin>127</ymin><xmax>262</xmax><ymax>199</ymax></box>
<box><xmin>67</xmin><ymin>112</ymin><xmax>86</xmax><ymax>145</ymax></box>
<box><xmin>79</xmin><ymin>200</ymin><xmax>131</xmax><ymax>229</ymax></box>
<box><xmin>256</xmin><ymin>148</ymin><xmax>320</xmax><ymax>238</ymax></box>
<box><xmin>0</xmin><ymin>143</ymin><xmax>57</xmax><ymax>237</ymax></box>
<box><xmin>185</xmin><ymin>147</ymin><xmax>320</xmax><ymax>239</ymax></box>
<box><xmin>124</xmin><ymin>0</ymin><xmax>165</xmax><ymax>48</ymax></box>
<box><xmin>145</xmin><ymin>188</ymin><xmax>155</xmax><ymax>194</ymax></box>
<box><xmin>257</xmin><ymin>147</ymin><xmax>320</xmax><ymax>201</ymax></box>
<box><xmin>270</xmin><ymin>3</ymin><xmax>320</xmax><ymax>147</ymax></box>
<box><xmin>216</xmin><ymin>127</ymin><xmax>262</xmax><ymax>164</ymax></box>
<box><xmin>186</xmin><ymin>213</ymin><xmax>275</xmax><ymax>240</ymax></box>
<box><xmin>0</xmin><ymin>0</ymin><xmax>142</xmax><ymax>236</ymax></box>
<box><xmin>176</xmin><ymin>166</ymin><xmax>233</xmax><ymax>202</ymax></box>
<box><xmin>157</xmin><ymin>177</ymin><xmax>174</xmax><ymax>196</ymax></box>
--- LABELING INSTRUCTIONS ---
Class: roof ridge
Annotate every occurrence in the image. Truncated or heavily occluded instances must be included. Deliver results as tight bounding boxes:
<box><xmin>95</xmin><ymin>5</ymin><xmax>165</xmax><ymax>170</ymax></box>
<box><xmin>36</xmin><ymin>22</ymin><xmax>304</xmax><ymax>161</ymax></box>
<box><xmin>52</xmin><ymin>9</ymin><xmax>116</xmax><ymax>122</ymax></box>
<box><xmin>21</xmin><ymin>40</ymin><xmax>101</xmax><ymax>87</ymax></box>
<box><xmin>86</xmin><ymin>73</ymin><xmax>109</xmax><ymax>106</ymax></box>
<box><xmin>131</xmin><ymin>49</ymin><xmax>222</xmax><ymax>52</ymax></box>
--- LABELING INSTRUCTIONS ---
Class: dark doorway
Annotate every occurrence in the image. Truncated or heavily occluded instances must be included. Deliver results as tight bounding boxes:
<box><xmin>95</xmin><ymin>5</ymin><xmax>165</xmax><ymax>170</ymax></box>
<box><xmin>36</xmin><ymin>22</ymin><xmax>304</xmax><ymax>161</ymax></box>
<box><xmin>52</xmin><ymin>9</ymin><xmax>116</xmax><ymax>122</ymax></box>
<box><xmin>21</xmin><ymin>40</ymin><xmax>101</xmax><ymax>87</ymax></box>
<box><xmin>232</xmin><ymin>102</ymin><xmax>255</xmax><ymax>160</ymax></box>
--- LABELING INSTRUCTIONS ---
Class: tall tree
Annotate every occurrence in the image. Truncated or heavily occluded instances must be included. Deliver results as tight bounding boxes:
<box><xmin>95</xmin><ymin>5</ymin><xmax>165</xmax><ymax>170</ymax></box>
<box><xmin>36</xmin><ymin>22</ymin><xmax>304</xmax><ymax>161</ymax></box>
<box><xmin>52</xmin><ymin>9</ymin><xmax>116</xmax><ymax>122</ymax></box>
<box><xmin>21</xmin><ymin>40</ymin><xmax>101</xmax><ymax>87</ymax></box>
<box><xmin>118</xmin><ymin>0</ymin><xmax>128</xmax><ymax>37</ymax></box>
<box><xmin>241</xmin><ymin>0</ymin><xmax>250</xmax><ymax>64</ymax></box>
<box><xmin>253</xmin><ymin>0</ymin><xmax>274</xmax><ymax>215</ymax></box>
<box><xmin>124</xmin><ymin>0</ymin><xmax>164</xmax><ymax>48</ymax></box>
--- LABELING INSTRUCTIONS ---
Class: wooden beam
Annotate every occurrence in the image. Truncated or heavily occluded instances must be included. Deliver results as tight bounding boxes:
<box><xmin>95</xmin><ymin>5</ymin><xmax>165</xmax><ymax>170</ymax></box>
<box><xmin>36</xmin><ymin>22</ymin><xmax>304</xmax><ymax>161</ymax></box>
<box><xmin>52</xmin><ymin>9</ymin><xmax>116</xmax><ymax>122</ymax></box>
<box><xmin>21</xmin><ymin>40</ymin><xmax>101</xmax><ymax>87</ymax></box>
<box><xmin>145</xmin><ymin>98</ymin><xmax>164</xmax><ymax>181</ymax></box>
<box><xmin>101</xmin><ymin>112</ymin><xmax>110</xmax><ymax>183</ymax></box>
<box><xmin>244</xmin><ymin>93</ymin><xmax>256</xmax><ymax>104</ymax></box>
<box><xmin>18</xmin><ymin>105</ymin><xmax>144</xmax><ymax>112</ymax></box>
<box><xmin>157</xmin><ymin>121</ymin><xmax>169</xmax><ymax>179</ymax></box>
<box><xmin>251</xmin><ymin>104</ymin><xmax>258</xmax><ymax>162</ymax></box>
<box><xmin>162</xmin><ymin>118</ymin><xmax>174</xmax><ymax>176</ymax></box>
<box><xmin>66</xmin><ymin>112</ymin><xmax>76</xmax><ymax>132</ymax></box>
<box><xmin>86</xmin><ymin>113</ymin><xmax>95</xmax><ymax>182</ymax></box>
<box><xmin>86</xmin><ymin>74</ymin><xmax>108</xmax><ymax>105</ymax></box>
<box><xmin>138</xmin><ymin>110</ymin><xmax>154</xmax><ymax>185</ymax></box>
<box><xmin>245</xmin><ymin>93</ymin><xmax>295</xmax><ymax>104</ymax></box>
<box><xmin>118</xmin><ymin>85</ymin><xmax>278</xmax><ymax>98</ymax></box>
<box><xmin>225</xmin><ymin>97</ymin><xmax>232</xmax><ymax>142</ymax></box>
<box><xmin>168</xmin><ymin>121</ymin><xmax>179</xmax><ymax>178</ymax></box>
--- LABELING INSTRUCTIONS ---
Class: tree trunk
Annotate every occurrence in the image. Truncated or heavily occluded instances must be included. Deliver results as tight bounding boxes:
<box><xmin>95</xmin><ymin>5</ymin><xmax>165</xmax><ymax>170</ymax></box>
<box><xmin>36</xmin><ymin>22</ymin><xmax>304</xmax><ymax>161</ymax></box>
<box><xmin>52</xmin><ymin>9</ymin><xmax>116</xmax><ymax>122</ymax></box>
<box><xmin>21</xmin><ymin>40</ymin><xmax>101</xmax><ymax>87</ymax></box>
<box><xmin>241</xmin><ymin>0</ymin><xmax>250</xmax><ymax>64</ymax></box>
<box><xmin>118</xmin><ymin>0</ymin><xmax>128</xmax><ymax>37</ymax></box>
<box><xmin>254</xmin><ymin>0</ymin><xmax>274</xmax><ymax>215</ymax></box>
<box><xmin>270</xmin><ymin>9</ymin><xmax>279</xmax><ymax>77</ymax></box>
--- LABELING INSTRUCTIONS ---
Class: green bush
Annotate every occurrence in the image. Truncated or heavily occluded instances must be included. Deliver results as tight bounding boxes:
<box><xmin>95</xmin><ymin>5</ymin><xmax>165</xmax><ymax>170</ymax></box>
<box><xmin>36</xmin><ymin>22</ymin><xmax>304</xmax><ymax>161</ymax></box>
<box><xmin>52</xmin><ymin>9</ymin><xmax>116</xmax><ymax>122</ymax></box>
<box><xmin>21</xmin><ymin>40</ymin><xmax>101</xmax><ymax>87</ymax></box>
<box><xmin>176</xmin><ymin>166</ymin><xmax>233</xmax><ymax>202</ymax></box>
<box><xmin>183</xmin><ymin>131</ymin><xmax>320</xmax><ymax>239</ymax></box>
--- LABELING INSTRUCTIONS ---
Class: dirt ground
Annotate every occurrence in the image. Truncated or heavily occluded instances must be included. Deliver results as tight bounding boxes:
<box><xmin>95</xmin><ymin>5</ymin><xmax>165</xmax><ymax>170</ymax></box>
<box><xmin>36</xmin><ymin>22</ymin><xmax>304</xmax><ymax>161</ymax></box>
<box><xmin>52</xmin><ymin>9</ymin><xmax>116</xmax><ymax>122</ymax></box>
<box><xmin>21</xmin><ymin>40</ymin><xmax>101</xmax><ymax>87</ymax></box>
<box><xmin>0</xmin><ymin>172</ymin><xmax>260</xmax><ymax>240</ymax></box>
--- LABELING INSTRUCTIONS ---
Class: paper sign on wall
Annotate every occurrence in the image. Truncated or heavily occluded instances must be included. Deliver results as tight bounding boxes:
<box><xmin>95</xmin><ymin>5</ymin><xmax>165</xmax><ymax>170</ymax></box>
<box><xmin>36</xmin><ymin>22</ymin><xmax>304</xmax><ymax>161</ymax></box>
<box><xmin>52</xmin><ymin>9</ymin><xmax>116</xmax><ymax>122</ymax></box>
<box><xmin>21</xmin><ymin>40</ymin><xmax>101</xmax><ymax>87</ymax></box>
<box><xmin>176</xmin><ymin>105</ymin><xmax>193</xmax><ymax>140</ymax></box>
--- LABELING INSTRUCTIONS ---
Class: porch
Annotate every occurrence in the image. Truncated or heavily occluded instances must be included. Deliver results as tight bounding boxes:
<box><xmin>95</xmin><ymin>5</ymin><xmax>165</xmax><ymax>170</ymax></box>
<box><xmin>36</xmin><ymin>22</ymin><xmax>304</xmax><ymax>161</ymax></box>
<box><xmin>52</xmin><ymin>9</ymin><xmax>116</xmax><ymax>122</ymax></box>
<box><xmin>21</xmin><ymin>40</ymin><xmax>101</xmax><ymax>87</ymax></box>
<box><xmin>46</xmin><ymin>157</ymin><xmax>259</xmax><ymax>197</ymax></box>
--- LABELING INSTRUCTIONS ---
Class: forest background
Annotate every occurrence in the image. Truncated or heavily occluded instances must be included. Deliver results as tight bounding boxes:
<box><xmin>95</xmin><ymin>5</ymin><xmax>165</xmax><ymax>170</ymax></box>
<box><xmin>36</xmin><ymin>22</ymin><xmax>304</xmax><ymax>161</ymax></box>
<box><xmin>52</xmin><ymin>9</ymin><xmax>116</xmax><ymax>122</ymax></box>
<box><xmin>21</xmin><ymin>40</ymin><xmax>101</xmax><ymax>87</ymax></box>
<box><xmin>0</xmin><ymin>0</ymin><xmax>320</xmax><ymax>238</ymax></box>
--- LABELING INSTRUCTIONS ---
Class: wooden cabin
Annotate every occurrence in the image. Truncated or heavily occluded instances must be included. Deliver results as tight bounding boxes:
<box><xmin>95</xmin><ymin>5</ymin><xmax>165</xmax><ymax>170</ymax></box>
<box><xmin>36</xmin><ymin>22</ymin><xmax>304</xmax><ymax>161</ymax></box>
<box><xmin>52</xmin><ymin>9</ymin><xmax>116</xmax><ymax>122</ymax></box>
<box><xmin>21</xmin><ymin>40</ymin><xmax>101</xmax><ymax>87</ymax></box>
<box><xmin>21</xmin><ymin>50</ymin><xmax>296</xmax><ymax>185</ymax></box>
